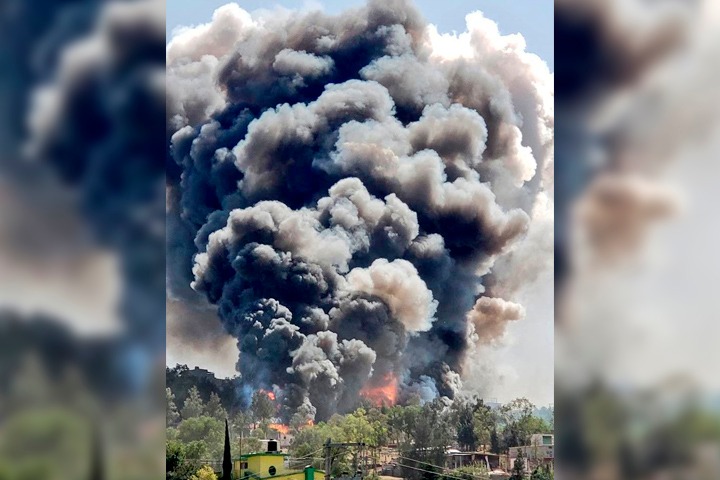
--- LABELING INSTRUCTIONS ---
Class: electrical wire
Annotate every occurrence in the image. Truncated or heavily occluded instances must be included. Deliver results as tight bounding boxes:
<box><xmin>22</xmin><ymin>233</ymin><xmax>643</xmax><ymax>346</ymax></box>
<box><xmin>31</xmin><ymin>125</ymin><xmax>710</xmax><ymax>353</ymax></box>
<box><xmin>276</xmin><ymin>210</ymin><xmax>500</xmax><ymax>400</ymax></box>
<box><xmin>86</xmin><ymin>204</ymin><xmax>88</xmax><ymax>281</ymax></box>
<box><xmin>397</xmin><ymin>455</ymin><xmax>492</xmax><ymax>480</ymax></box>
<box><xmin>396</xmin><ymin>462</ymin><xmax>487</xmax><ymax>480</ymax></box>
<box><xmin>288</xmin><ymin>447</ymin><xmax>325</xmax><ymax>461</ymax></box>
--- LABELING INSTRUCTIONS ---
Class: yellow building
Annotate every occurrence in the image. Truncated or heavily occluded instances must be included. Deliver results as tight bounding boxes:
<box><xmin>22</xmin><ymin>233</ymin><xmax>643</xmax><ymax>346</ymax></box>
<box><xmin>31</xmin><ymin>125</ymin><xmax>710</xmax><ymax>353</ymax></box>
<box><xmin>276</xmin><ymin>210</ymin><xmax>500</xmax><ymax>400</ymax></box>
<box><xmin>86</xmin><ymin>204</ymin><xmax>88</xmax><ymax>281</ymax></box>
<box><xmin>234</xmin><ymin>452</ymin><xmax>325</xmax><ymax>480</ymax></box>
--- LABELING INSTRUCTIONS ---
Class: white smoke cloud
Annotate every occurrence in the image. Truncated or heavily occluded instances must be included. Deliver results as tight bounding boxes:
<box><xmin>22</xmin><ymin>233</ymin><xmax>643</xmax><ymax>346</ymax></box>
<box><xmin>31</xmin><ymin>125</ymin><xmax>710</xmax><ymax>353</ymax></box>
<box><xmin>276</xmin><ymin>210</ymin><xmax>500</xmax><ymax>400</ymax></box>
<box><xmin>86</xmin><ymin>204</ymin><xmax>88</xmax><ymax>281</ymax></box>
<box><xmin>346</xmin><ymin>259</ymin><xmax>437</xmax><ymax>333</ymax></box>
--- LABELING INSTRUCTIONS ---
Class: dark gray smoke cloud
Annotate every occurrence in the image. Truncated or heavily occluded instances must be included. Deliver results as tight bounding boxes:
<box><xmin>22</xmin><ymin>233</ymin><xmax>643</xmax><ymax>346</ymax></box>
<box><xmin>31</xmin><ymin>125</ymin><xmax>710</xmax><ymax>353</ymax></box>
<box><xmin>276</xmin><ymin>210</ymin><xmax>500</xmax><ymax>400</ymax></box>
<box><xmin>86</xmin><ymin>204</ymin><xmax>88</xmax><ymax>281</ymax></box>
<box><xmin>167</xmin><ymin>0</ymin><xmax>553</xmax><ymax>419</ymax></box>
<box><xmin>23</xmin><ymin>0</ymin><xmax>166</xmax><ymax>384</ymax></box>
<box><xmin>0</xmin><ymin>1</ymin><xmax>166</xmax><ymax>477</ymax></box>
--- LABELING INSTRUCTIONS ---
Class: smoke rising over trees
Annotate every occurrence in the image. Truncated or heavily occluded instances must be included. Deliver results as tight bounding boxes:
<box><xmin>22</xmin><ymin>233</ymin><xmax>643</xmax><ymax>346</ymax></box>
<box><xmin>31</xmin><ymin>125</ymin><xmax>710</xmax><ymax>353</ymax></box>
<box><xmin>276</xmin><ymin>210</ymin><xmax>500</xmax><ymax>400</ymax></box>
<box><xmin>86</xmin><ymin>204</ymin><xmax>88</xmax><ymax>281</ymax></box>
<box><xmin>167</xmin><ymin>0</ymin><xmax>553</xmax><ymax>419</ymax></box>
<box><xmin>165</xmin><ymin>364</ymin><xmax>553</xmax><ymax>479</ymax></box>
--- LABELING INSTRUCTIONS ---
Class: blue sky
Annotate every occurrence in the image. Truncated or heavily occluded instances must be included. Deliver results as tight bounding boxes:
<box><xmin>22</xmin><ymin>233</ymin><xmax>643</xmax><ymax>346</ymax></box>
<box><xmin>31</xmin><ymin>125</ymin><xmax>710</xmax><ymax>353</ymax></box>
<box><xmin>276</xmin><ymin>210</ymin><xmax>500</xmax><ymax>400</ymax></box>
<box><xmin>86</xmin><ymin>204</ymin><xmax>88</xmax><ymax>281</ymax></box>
<box><xmin>166</xmin><ymin>0</ymin><xmax>553</xmax><ymax>70</ymax></box>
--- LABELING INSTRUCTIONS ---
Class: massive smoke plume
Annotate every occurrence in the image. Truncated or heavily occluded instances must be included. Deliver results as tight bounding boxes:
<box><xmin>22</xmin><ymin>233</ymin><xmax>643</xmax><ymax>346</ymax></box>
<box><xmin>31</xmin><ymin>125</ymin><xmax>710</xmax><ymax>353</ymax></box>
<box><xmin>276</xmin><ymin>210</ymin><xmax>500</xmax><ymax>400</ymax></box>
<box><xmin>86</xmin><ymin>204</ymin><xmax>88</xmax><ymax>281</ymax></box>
<box><xmin>25</xmin><ymin>0</ymin><xmax>166</xmax><ymax>365</ymax></box>
<box><xmin>167</xmin><ymin>0</ymin><xmax>553</xmax><ymax>420</ymax></box>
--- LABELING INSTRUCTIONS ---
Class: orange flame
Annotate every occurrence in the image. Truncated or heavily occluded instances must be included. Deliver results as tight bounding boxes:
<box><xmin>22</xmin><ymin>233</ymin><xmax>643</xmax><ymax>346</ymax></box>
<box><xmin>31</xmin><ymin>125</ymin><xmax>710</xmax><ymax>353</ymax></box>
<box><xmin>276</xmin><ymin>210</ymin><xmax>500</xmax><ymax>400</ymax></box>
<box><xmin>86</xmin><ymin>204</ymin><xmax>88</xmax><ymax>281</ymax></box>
<box><xmin>306</xmin><ymin>419</ymin><xmax>314</xmax><ymax>427</ymax></box>
<box><xmin>360</xmin><ymin>372</ymin><xmax>399</xmax><ymax>406</ymax></box>
<box><xmin>259</xmin><ymin>389</ymin><xmax>276</xmax><ymax>401</ymax></box>
<box><xmin>269</xmin><ymin>423</ymin><xmax>290</xmax><ymax>435</ymax></box>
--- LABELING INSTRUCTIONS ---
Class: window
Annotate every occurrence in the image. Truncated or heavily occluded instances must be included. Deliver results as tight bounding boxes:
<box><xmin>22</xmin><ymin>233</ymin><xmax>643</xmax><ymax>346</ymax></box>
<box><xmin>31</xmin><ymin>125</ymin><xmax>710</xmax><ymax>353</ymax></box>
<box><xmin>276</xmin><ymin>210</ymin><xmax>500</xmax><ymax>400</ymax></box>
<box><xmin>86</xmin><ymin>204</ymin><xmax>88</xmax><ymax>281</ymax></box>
<box><xmin>269</xmin><ymin>466</ymin><xmax>277</xmax><ymax>476</ymax></box>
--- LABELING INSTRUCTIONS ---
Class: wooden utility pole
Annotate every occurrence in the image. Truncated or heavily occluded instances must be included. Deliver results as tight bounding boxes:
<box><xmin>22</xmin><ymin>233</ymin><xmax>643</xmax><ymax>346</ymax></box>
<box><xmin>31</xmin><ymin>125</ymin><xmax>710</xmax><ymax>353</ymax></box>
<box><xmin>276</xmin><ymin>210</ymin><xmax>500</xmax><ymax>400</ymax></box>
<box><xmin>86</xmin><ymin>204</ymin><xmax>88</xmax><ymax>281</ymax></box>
<box><xmin>323</xmin><ymin>439</ymin><xmax>369</xmax><ymax>480</ymax></box>
<box><xmin>324</xmin><ymin>438</ymin><xmax>332</xmax><ymax>480</ymax></box>
<box><xmin>239</xmin><ymin>427</ymin><xmax>244</xmax><ymax>477</ymax></box>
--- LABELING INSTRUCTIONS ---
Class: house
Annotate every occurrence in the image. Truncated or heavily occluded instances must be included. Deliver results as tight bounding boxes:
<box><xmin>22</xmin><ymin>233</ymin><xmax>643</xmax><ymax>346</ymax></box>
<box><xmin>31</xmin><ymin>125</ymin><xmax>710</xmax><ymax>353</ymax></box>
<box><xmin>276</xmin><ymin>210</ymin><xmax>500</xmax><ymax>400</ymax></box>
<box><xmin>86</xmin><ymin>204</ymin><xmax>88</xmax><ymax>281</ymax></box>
<box><xmin>234</xmin><ymin>441</ymin><xmax>325</xmax><ymax>480</ymax></box>
<box><xmin>247</xmin><ymin>420</ymin><xmax>295</xmax><ymax>451</ymax></box>
<box><xmin>267</xmin><ymin>423</ymin><xmax>294</xmax><ymax>451</ymax></box>
<box><xmin>508</xmin><ymin>434</ymin><xmax>554</xmax><ymax>473</ymax></box>
<box><xmin>530</xmin><ymin>434</ymin><xmax>554</xmax><ymax>448</ymax></box>
<box><xmin>445</xmin><ymin>449</ymin><xmax>501</xmax><ymax>471</ymax></box>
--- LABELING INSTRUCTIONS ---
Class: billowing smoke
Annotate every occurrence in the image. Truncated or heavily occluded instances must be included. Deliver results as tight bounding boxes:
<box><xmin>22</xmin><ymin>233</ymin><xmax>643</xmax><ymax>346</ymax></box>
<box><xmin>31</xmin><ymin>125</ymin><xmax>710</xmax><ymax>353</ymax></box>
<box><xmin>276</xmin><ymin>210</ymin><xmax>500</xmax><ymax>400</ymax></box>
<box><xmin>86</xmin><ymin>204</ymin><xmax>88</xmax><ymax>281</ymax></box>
<box><xmin>467</xmin><ymin>297</ymin><xmax>525</xmax><ymax>345</ymax></box>
<box><xmin>20</xmin><ymin>0</ymin><xmax>166</xmax><ymax>390</ymax></box>
<box><xmin>167</xmin><ymin>0</ymin><xmax>553</xmax><ymax>419</ymax></box>
<box><xmin>28</xmin><ymin>0</ymin><xmax>166</xmax><ymax>247</ymax></box>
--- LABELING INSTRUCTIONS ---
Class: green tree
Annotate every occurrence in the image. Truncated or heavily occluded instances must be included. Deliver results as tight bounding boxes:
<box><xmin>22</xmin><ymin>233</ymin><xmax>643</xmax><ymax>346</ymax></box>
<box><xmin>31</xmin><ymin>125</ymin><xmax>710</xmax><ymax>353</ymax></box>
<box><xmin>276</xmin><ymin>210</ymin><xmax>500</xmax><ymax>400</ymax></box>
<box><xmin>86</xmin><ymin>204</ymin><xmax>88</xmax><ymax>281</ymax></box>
<box><xmin>386</xmin><ymin>406</ymin><xmax>406</xmax><ymax>446</ymax></box>
<box><xmin>472</xmin><ymin>401</ymin><xmax>497</xmax><ymax>450</ymax></box>
<box><xmin>242</xmin><ymin>435</ymin><xmax>263</xmax><ymax>455</ymax></box>
<box><xmin>167</xmin><ymin>388</ymin><xmax>181</xmax><ymax>426</ymax></box>
<box><xmin>525</xmin><ymin>416</ymin><xmax>552</xmax><ymax>437</ymax></box>
<box><xmin>289</xmin><ymin>421</ymin><xmax>352</xmax><ymax>475</ymax></box>
<box><xmin>0</xmin><ymin>408</ymin><xmax>89</xmax><ymax>480</ymax></box>
<box><xmin>256</xmin><ymin>418</ymin><xmax>272</xmax><ymax>438</ymax></box>
<box><xmin>231</xmin><ymin>410</ymin><xmax>249</xmax><ymax>435</ymax></box>
<box><xmin>205</xmin><ymin>392</ymin><xmax>228</xmax><ymax>422</ymax></box>
<box><xmin>511</xmin><ymin>449</ymin><xmax>526</xmax><ymax>480</ymax></box>
<box><xmin>289</xmin><ymin>425</ymin><xmax>328</xmax><ymax>469</ymax></box>
<box><xmin>366</xmin><ymin>407</ymin><xmax>390</xmax><ymax>446</ymax></box>
<box><xmin>490</xmin><ymin>429</ymin><xmax>500</xmax><ymax>455</ymax></box>
<box><xmin>337</xmin><ymin>408</ymin><xmax>374</xmax><ymax>443</ymax></box>
<box><xmin>250</xmin><ymin>391</ymin><xmax>275</xmax><ymax>426</ymax></box>
<box><xmin>530</xmin><ymin>465</ymin><xmax>553</xmax><ymax>480</ymax></box>
<box><xmin>290</xmin><ymin>412</ymin><xmax>385</xmax><ymax>476</ymax></box>
<box><xmin>401</xmin><ymin>405</ymin><xmax>422</xmax><ymax>438</ymax></box>
<box><xmin>499</xmin><ymin>398</ymin><xmax>550</xmax><ymax>451</ymax></box>
<box><xmin>177</xmin><ymin>416</ymin><xmax>224</xmax><ymax>458</ymax></box>
<box><xmin>191</xmin><ymin>465</ymin><xmax>218</xmax><ymax>480</ymax></box>
<box><xmin>453</xmin><ymin>399</ymin><xmax>477</xmax><ymax>451</ymax></box>
<box><xmin>185</xmin><ymin>441</ymin><xmax>209</xmax><ymax>459</ymax></box>
<box><xmin>167</xmin><ymin>440</ymin><xmax>201</xmax><ymax>480</ymax></box>
<box><xmin>400</xmin><ymin>400</ymin><xmax>453</xmax><ymax>480</ymax></box>
<box><xmin>449</xmin><ymin>464</ymin><xmax>490</xmax><ymax>480</ymax></box>
<box><xmin>182</xmin><ymin>387</ymin><xmax>205</xmax><ymax>420</ymax></box>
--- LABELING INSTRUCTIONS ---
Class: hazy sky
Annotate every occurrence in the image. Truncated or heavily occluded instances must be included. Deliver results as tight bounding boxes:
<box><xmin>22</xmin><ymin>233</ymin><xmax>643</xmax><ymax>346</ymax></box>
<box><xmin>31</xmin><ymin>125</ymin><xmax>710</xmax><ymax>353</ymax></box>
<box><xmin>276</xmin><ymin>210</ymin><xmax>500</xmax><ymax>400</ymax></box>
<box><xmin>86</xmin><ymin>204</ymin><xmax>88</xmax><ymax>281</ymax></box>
<box><xmin>167</xmin><ymin>0</ymin><xmax>553</xmax><ymax>70</ymax></box>
<box><xmin>166</xmin><ymin>0</ymin><xmax>554</xmax><ymax>406</ymax></box>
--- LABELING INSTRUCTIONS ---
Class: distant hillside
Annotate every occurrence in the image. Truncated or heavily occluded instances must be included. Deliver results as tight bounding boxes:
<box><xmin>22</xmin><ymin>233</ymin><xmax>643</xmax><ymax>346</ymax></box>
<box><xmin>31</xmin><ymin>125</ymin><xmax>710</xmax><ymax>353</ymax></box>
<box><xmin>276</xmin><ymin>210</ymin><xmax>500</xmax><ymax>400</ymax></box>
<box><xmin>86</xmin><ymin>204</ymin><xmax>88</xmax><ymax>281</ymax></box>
<box><xmin>0</xmin><ymin>309</ymin><xmax>132</xmax><ymax>399</ymax></box>
<box><xmin>534</xmin><ymin>406</ymin><xmax>554</xmax><ymax>425</ymax></box>
<box><xmin>166</xmin><ymin>364</ymin><xmax>244</xmax><ymax>414</ymax></box>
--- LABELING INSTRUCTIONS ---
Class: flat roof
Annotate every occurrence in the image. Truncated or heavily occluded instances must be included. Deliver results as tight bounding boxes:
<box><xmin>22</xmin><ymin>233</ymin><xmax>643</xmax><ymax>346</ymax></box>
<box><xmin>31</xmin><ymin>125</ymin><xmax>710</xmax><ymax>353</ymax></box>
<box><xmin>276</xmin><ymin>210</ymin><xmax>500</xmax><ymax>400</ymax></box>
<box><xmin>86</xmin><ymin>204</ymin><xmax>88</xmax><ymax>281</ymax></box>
<box><xmin>447</xmin><ymin>452</ymin><xmax>501</xmax><ymax>457</ymax></box>
<box><xmin>237</xmin><ymin>453</ymin><xmax>288</xmax><ymax>459</ymax></box>
<box><xmin>241</xmin><ymin>469</ymin><xmax>326</xmax><ymax>480</ymax></box>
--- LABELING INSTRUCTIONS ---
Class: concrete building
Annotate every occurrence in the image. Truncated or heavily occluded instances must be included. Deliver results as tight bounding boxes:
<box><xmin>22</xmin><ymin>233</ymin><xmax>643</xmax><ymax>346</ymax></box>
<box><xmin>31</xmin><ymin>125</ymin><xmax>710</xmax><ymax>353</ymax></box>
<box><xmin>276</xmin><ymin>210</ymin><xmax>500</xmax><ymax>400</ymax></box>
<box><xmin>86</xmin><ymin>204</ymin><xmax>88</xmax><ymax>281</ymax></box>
<box><xmin>234</xmin><ymin>442</ymin><xmax>325</xmax><ymax>480</ymax></box>
<box><xmin>445</xmin><ymin>449</ymin><xmax>502</xmax><ymax>471</ymax></box>
<box><xmin>267</xmin><ymin>424</ymin><xmax>294</xmax><ymax>451</ymax></box>
<box><xmin>508</xmin><ymin>434</ymin><xmax>554</xmax><ymax>473</ymax></box>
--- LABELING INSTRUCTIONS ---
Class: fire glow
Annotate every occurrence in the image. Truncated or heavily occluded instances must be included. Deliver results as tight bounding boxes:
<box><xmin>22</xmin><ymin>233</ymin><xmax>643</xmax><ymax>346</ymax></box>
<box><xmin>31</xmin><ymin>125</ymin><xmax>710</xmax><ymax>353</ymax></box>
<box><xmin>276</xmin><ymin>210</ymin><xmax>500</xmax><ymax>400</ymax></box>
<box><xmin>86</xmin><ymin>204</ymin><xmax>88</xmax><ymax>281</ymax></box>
<box><xmin>269</xmin><ymin>423</ymin><xmax>289</xmax><ymax>435</ymax></box>
<box><xmin>170</xmin><ymin>0</ymin><xmax>554</xmax><ymax>420</ymax></box>
<box><xmin>360</xmin><ymin>373</ymin><xmax>399</xmax><ymax>406</ymax></box>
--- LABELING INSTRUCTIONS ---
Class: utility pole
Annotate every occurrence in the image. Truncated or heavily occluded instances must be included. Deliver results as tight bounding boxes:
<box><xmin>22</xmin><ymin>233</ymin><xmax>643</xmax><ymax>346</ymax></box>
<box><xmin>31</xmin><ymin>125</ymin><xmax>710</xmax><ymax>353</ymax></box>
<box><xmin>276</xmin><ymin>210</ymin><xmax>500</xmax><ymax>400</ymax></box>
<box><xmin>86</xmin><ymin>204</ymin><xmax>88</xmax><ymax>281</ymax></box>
<box><xmin>239</xmin><ymin>428</ymin><xmax>244</xmax><ymax>478</ymax></box>
<box><xmin>362</xmin><ymin>444</ymin><xmax>367</xmax><ymax>478</ymax></box>
<box><xmin>324</xmin><ymin>438</ymin><xmax>332</xmax><ymax>480</ymax></box>
<box><xmin>323</xmin><ymin>439</ymin><xmax>371</xmax><ymax>480</ymax></box>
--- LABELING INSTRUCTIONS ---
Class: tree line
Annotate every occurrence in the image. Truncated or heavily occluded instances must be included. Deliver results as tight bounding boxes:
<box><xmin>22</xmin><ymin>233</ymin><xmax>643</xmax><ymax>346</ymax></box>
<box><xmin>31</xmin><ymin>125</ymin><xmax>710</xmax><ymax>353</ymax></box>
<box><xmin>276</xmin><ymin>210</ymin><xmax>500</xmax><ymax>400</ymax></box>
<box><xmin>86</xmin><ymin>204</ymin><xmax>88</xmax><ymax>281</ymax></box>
<box><xmin>166</xmin><ymin>365</ymin><xmax>553</xmax><ymax>480</ymax></box>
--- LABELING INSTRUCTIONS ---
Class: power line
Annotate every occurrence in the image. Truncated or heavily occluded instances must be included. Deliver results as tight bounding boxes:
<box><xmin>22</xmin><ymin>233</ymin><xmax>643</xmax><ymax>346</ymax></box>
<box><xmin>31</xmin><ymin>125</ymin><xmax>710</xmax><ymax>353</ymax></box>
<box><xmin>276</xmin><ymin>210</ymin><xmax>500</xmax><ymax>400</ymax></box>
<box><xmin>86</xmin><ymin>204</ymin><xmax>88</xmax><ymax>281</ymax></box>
<box><xmin>397</xmin><ymin>462</ymin><xmax>488</xmax><ymax>480</ymax></box>
<box><xmin>397</xmin><ymin>455</ymin><xmax>491</xmax><ymax>480</ymax></box>
<box><xmin>288</xmin><ymin>447</ymin><xmax>325</xmax><ymax>461</ymax></box>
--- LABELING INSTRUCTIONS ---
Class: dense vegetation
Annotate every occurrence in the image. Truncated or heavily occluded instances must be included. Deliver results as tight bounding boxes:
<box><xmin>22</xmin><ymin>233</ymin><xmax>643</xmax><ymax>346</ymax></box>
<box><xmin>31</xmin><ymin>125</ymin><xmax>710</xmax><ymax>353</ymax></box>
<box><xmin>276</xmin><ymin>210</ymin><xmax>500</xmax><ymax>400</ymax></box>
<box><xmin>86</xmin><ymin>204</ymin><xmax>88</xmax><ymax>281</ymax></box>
<box><xmin>0</xmin><ymin>312</ymin><xmax>163</xmax><ymax>480</ymax></box>
<box><xmin>166</xmin><ymin>365</ymin><xmax>554</xmax><ymax>480</ymax></box>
